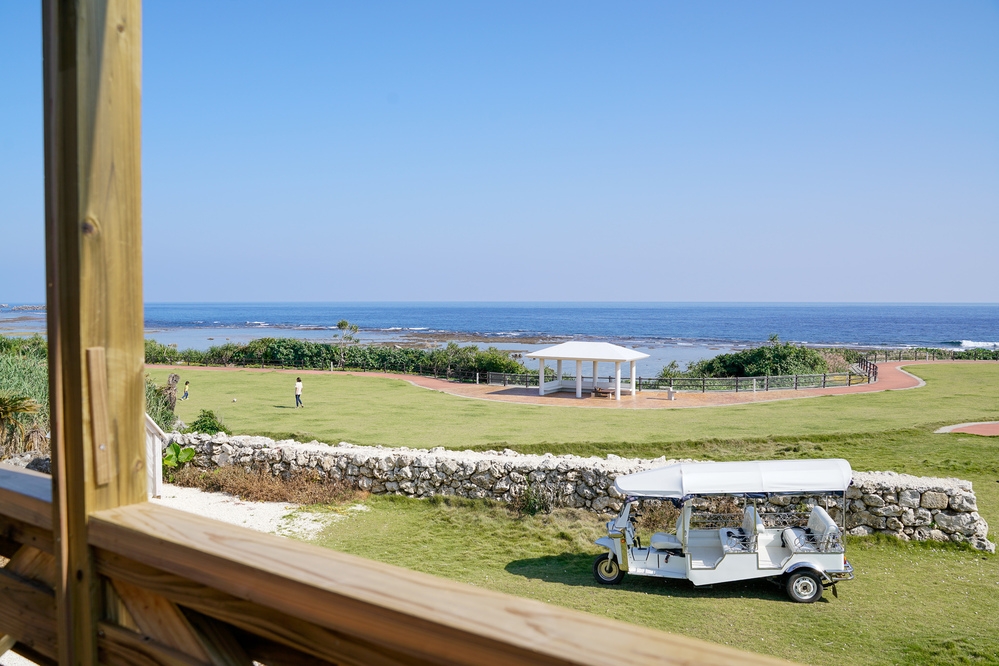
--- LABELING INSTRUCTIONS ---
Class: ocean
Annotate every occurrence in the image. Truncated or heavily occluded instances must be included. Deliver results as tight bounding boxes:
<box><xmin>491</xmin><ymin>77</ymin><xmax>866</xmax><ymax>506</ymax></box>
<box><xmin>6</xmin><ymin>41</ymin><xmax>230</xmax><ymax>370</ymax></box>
<box><xmin>3</xmin><ymin>302</ymin><xmax>997</xmax><ymax>375</ymax></box>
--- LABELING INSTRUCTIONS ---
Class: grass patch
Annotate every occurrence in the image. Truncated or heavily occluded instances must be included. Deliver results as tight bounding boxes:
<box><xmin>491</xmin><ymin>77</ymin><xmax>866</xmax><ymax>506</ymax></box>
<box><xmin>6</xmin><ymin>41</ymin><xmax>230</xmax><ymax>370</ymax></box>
<box><xmin>312</xmin><ymin>495</ymin><xmax>999</xmax><ymax>666</ymax></box>
<box><xmin>148</xmin><ymin>364</ymin><xmax>999</xmax><ymax>450</ymax></box>
<box><xmin>151</xmin><ymin>362</ymin><xmax>999</xmax><ymax>663</ymax></box>
<box><xmin>172</xmin><ymin>465</ymin><xmax>362</xmax><ymax>506</ymax></box>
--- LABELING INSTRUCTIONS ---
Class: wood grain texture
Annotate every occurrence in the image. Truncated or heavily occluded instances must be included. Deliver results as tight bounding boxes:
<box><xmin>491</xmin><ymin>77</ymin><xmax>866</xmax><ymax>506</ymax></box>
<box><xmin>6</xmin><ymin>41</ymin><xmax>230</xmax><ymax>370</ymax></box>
<box><xmin>111</xmin><ymin>579</ymin><xmax>212</xmax><ymax>663</ymax></box>
<box><xmin>179</xmin><ymin>610</ymin><xmax>254</xmax><ymax>666</ymax></box>
<box><xmin>0</xmin><ymin>568</ymin><xmax>57</xmax><ymax>661</ymax></box>
<box><xmin>0</xmin><ymin>515</ymin><xmax>55</xmax><ymax>555</ymax></box>
<box><xmin>95</xmin><ymin>549</ymin><xmax>430</xmax><ymax>666</ymax></box>
<box><xmin>90</xmin><ymin>503</ymin><xmax>790</xmax><ymax>666</ymax></box>
<box><xmin>85</xmin><ymin>348</ymin><xmax>112</xmax><ymax>486</ymax></box>
<box><xmin>0</xmin><ymin>465</ymin><xmax>53</xmax><ymax>531</ymax></box>
<box><xmin>97</xmin><ymin>621</ymin><xmax>209</xmax><ymax>666</ymax></box>
<box><xmin>43</xmin><ymin>0</ymin><xmax>145</xmax><ymax>662</ymax></box>
<box><xmin>6</xmin><ymin>545</ymin><xmax>57</xmax><ymax>589</ymax></box>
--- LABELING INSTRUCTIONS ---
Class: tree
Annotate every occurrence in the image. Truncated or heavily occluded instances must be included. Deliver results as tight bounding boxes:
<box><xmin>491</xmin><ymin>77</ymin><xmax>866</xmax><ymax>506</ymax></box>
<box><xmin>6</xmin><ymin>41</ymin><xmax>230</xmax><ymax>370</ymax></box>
<box><xmin>334</xmin><ymin>320</ymin><xmax>359</xmax><ymax>369</ymax></box>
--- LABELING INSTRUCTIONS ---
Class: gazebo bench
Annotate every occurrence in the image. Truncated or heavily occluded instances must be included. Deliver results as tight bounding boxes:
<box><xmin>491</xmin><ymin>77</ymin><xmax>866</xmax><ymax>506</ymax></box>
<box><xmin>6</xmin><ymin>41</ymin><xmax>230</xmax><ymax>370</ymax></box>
<box><xmin>592</xmin><ymin>387</ymin><xmax>615</xmax><ymax>398</ymax></box>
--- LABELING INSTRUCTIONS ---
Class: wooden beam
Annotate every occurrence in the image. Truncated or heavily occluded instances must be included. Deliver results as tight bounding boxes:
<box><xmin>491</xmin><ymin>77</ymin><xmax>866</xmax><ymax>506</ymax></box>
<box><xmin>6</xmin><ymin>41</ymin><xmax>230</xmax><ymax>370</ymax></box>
<box><xmin>97</xmin><ymin>621</ymin><xmax>209</xmax><ymax>666</ymax></box>
<box><xmin>95</xmin><ymin>549</ymin><xmax>427</xmax><ymax>666</ymax></box>
<box><xmin>90</xmin><ymin>503</ymin><xmax>790</xmax><ymax>666</ymax></box>
<box><xmin>0</xmin><ymin>465</ymin><xmax>53</xmax><ymax>531</ymax></box>
<box><xmin>43</xmin><ymin>0</ymin><xmax>145</xmax><ymax>662</ymax></box>
<box><xmin>0</xmin><ymin>568</ymin><xmax>57</xmax><ymax>661</ymax></box>
<box><xmin>110</xmin><ymin>579</ymin><xmax>212</xmax><ymax>663</ymax></box>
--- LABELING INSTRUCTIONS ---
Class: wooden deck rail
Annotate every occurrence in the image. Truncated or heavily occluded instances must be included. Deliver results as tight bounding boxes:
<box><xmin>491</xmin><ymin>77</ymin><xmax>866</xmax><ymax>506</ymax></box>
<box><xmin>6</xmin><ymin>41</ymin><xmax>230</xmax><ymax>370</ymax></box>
<box><xmin>1</xmin><ymin>463</ymin><xmax>787</xmax><ymax>665</ymax></box>
<box><xmin>1</xmin><ymin>1</ymin><xmax>791</xmax><ymax>664</ymax></box>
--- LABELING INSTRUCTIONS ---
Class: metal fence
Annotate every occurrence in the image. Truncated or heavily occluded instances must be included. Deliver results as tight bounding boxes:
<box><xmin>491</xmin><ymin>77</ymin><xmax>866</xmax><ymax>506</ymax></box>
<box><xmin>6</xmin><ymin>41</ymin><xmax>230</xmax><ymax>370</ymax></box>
<box><xmin>486</xmin><ymin>371</ymin><xmax>870</xmax><ymax>392</ymax></box>
<box><xmin>487</xmin><ymin>372</ymin><xmax>540</xmax><ymax>388</ymax></box>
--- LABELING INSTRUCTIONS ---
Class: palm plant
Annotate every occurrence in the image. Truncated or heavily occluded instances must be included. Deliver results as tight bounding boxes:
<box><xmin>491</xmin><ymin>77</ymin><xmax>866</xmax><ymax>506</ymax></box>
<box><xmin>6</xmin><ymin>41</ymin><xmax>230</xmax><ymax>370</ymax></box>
<box><xmin>0</xmin><ymin>391</ymin><xmax>42</xmax><ymax>454</ymax></box>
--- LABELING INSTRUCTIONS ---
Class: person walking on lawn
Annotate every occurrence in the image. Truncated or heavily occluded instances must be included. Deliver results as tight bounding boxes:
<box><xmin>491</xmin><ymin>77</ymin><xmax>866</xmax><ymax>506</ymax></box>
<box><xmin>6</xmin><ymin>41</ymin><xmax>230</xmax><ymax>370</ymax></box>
<box><xmin>181</xmin><ymin>381</ymin><xmax>190</xmax><ymax>401</ymax></box>
<box><xmin>295</xmin><ymin>377</ymin><xmax>304</xmax><ymax>408</ymax></box>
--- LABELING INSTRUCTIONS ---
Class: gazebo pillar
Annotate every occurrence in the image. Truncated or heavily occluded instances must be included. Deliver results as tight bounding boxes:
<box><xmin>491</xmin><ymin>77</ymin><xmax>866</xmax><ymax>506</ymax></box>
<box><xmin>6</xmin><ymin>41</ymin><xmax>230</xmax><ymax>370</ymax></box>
<box><xmin>538</xmin><ymin>358</ymin><xmax>545</xmax><ymax>396</ymax></box>
<box><xmin>575</xmin><ymin>360</ymin><xmax>583</xmax><ymax>398</ymax></box>
<box><xmin>556</xmin><ymin>360</ymin><xmax>562</xmax><ymax>386</ymax></box>
<box><xmin>592</xmin><ymin>361</ymin><xmax>598</xmax><ymax>394</ymax></box>
<box><xmin>614</xmin><ymin>362</ymin><xmax>622</xmax><ymax>401</ymax></box>
<box><xmin>630</xmin><ymin>360</ymin><xmax>637</xmax><ymax>396</ymax></box>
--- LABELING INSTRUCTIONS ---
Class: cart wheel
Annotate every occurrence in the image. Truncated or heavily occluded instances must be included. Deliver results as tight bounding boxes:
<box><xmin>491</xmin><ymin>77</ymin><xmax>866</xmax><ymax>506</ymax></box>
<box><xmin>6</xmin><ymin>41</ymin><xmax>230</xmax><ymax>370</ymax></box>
<box><xmin>593</xmin><ymin>553</ymin><xmax>625</xmax><ymax>585</ymax></box>
<box><xmin>785</xmin><ymin>570</ymin><xmax>823</xmax><ymax>603</ymax></box>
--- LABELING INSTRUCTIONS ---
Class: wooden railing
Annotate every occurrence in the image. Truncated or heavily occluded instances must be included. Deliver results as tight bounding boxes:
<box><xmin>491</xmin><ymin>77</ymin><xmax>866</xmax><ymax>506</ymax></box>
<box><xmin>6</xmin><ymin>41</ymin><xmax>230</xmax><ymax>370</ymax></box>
<box><xmin>0</xmin><ymin>463</ymin><xmax>788</xmax><ymax>665</ymax></box>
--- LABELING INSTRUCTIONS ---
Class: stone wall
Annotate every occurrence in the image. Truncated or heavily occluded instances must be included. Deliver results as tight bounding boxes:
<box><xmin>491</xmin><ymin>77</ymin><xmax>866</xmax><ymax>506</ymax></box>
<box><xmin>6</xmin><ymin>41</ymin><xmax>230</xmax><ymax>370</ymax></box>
<box><xmin>169</xmin><ymin>433</ymin><xmax>995</xmax><ymax>553</ymax></box>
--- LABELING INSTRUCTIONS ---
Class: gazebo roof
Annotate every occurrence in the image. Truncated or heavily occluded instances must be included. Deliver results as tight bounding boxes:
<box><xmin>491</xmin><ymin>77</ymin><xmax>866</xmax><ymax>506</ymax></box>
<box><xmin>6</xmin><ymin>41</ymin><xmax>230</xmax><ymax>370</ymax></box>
<box><xmin>526</xmin><ymin>341</ymin><xmax>649</xmax><ymax>363</ymax></box>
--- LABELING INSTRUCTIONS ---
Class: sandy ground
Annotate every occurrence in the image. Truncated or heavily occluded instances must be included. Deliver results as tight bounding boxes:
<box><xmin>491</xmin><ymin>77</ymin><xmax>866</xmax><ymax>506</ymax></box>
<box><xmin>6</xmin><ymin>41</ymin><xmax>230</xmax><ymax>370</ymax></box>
<box><xmin>150</xmin><ymin>485</ymin><xmax>348</xmax><ymax>539</ymax></box>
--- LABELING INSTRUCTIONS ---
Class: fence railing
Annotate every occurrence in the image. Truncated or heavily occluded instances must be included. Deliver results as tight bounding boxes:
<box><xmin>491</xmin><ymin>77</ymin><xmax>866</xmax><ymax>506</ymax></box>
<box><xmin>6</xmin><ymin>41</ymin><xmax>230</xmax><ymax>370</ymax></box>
<box><xmin>855</xmin><ymin>356</ymin><xmax>879</xmax><ymax>382</ymax></box>
<box><xmin>0</xmin><ymin>464</ymin><xmax>780</xmax><ymax>666</ymax></box>
<box><xmin>861</xmin><ymin>348</ymin><xmax>999</xmax><ymax>362</ymax></box>
<box><xmin>487</xmin><ymin>371</ymin><xmax>872</xmax><ymax>393</ymax></box>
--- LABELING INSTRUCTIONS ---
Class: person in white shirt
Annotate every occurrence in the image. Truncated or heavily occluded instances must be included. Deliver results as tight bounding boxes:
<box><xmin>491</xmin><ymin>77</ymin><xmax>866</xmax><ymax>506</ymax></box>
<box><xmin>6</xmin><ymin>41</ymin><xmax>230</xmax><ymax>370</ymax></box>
<box><xmin>295</xmin><ymin>377</ymin><xmax>304</xmax><ymax>408</ymax></box>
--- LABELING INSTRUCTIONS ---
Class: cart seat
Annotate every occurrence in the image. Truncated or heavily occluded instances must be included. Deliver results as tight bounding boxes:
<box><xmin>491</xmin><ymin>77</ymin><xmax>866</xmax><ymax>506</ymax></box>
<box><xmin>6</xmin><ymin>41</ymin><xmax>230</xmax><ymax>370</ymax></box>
<box><xmin>650</xmin><ymin>532</ymin><xmax>682</xmax><ymax>551</ymax></box>
<box><xmin>719</xmin><ymin>506</ymin><xmax>763</xmax><ymax>553</ymax></box>
<box><xmin>782</xmin><ymin>506</ymin><xmax>842</xmax><ymax>552</ymax></box>
<box><xmin>782</xmin><ymin>527</ymin><xmax>818</xmax><ymax>553</ymax></box>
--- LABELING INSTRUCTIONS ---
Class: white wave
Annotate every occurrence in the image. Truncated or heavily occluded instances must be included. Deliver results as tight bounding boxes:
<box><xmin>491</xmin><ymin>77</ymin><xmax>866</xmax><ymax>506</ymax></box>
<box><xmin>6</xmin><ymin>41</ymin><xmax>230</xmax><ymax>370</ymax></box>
<box><xmin>960</xmin><ymin>340</ymin><xmax>999</xmax><ymax>349</ymax></box>
<box><xmin>408</xmin><ymin>327</ymin><xmax>429</xmax><ymax>331</ymax></box>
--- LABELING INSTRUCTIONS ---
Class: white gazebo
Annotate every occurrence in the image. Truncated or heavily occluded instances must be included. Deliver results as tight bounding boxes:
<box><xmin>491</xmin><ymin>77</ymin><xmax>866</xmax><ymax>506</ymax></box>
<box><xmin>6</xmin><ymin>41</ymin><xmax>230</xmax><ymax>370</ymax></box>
<box><xmin>526</xmin><ymin>341</ymin><xmax>650</xmax><ymax>401</ymax></box>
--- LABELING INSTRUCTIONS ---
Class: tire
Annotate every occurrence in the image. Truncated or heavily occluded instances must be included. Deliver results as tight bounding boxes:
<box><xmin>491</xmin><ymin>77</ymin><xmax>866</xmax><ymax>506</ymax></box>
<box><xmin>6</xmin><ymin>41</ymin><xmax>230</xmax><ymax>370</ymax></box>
<box><xmin>593</xmin><ymin>553</ymin><xmax>626</xmax><ymax>585</ymax></box>
<box><xmin>785</xmin><ymin>570</ymin><xmax>824</xmax><ymax>603</ymax></box>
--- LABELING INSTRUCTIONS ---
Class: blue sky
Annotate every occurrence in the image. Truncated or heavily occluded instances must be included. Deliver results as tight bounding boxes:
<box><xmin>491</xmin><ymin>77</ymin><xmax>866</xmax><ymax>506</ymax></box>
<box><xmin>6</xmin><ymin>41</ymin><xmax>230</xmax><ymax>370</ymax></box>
<box><xmin>1</xmin><ymin>2</ymin><xmax>997</xmax><ymax>303</ymax></box>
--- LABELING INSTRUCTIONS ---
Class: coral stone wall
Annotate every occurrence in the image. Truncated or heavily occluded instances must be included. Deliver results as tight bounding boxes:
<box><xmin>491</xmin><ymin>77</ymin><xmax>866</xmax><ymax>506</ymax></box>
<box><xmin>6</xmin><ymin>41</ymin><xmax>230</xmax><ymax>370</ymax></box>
<box><xmin>169</xmin><ymin>433</ymin><xmax>995</xmax><ymax>553</ymax></box>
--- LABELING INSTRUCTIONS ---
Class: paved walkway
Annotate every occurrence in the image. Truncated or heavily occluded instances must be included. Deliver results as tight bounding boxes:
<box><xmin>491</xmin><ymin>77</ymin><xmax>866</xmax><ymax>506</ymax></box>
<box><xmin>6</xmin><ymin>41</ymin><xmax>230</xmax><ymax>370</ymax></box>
<box><xmin>935</xmin><ymin>421</ymin><xmax>999</xmax><ymax>436</ymax></box>
<box><xmin>152</xmin><ymin>360</ymin><xmax>996</xmax><ymax>410</ymax></box>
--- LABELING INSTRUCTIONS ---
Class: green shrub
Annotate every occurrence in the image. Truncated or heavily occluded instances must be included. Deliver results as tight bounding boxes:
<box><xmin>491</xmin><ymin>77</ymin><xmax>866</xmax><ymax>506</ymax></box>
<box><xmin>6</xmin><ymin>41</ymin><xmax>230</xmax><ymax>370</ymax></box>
<box><xmin>144</xmin><ymin>375</ymin><xmax>177</xmax><ymax>432</ymax></box>
<box><xmin>515</xmin><ymin>482</ymin><xmax>558</xmax><ymax>516</ymax></box>
<box><xmin>185</xmin><ymin>409</ymin><xmax>230</xmax><ymax>435</ymax></box>
<box><xmin>685</xmin><ymin>335</ymin><xmax>828</xmax><ymax>377</ymax></box>
<box><xmin>144</xmin><ymin>339</ymin><xmax>181</xmax><ymax>364</ymax></box>
<box><xmin>161</xmin><ymin>441</ymin><xmax>196</xmax><ymax>482</ymax></box>
<box><xmin>144</xmin><ymin>336</ymin><xmax>528</xmax><ymax>376</ymax></box>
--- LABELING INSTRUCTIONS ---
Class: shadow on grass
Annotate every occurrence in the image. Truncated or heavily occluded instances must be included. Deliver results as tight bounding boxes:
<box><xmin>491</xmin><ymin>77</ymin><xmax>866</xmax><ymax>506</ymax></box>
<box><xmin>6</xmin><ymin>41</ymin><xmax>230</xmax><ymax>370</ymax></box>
<box><xmin>505</xmin><ymin>552</ymin><xmax>801</xmax><ymax>603</ymax></box>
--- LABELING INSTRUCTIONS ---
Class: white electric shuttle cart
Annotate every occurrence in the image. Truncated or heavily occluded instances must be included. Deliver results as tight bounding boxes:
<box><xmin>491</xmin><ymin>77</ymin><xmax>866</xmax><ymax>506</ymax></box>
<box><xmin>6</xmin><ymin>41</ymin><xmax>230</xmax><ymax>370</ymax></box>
<box><xmin>593</xmin><ymin>459</ymin><xmax>855</xmax><ymax>602</ymax></box>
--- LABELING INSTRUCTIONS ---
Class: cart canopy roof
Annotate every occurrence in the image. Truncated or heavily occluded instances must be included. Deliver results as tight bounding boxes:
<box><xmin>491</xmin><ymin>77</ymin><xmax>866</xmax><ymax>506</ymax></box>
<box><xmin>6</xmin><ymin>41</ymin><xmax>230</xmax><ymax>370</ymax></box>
<box><xmin>614</xmin><ymin>459</ymin><xmax>853</xmax><ymax>499</ymax></box>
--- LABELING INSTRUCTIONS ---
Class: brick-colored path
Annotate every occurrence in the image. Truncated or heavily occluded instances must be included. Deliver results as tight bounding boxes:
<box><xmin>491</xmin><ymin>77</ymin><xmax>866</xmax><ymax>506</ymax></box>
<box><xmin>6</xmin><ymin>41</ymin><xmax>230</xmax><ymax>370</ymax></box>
<box><xmin>936</xmin><ymin>421</ymin><xmax>999</xmax><ymax>436</ymax></box>
<box><xmin>151</xmin><ymin>360</ymin><xmax>994</xmax><ymax>410</ymax></box>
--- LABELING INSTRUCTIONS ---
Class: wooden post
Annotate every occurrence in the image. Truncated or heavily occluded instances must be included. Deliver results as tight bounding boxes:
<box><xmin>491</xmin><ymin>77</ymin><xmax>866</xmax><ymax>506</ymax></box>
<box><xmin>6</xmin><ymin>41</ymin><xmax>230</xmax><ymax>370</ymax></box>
<box><xmin>43</xmin><ymin>1</ymin><xmax>145</xmax><ymax>663</ymax></box>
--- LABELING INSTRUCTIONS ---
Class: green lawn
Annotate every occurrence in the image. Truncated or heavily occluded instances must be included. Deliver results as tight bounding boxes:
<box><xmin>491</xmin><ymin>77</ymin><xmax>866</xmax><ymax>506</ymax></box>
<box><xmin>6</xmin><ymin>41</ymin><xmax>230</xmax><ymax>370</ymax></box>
<box><xmin>151</xmin><ymin>363</ymin><xmax>999</xmax><ymax>664</ymax></box>
<box><xmin>308</xmin><ymin>496</ymin><xmax>999</xmax><ymax>666</ymax></box>
<box><xmin>150</xmin><ymin>364</ymin><xmax>999</xmax><ymax>523</ymax></box>
<box><xmin>150</xmin><ymin>364</ymin><xmax>999</xmax><ymax>450</ymax></box>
